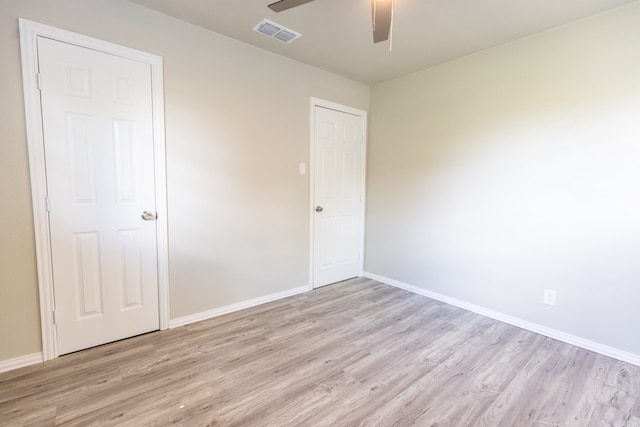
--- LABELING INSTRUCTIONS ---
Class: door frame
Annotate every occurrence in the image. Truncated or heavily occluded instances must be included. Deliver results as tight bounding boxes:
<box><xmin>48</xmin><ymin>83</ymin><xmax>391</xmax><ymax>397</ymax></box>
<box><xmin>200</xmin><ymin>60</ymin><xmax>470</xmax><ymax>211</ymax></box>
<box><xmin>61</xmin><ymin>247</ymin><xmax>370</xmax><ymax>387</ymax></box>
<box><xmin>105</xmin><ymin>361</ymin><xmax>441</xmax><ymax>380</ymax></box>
<box><xmin>19</xmin><ymin>19</ymin><xmax>170</xmax><ymax>361</ymax></box>
<box><xmin>309</xmin><ymin>97</ymin><xmax>367</xmax><ymax>289</ymax></box>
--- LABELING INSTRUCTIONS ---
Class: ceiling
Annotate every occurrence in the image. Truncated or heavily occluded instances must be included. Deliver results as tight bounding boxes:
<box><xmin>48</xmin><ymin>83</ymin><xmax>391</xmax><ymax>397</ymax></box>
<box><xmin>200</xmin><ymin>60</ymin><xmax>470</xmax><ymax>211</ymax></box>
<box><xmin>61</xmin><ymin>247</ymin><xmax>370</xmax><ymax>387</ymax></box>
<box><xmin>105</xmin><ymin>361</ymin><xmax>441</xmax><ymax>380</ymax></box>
<box><xmin>127</xmin><ymin>0</ymin><xmax>637</xmax><ymax>85</ymax></box>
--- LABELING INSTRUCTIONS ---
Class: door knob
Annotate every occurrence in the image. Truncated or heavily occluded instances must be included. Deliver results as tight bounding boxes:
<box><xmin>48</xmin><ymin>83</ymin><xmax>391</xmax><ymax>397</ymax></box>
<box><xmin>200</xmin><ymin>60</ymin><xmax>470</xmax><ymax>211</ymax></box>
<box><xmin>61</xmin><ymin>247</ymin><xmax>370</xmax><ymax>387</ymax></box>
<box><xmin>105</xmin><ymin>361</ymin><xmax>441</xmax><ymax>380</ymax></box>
<box><xmin>315</xmin><ymin>206</ymin><xmax>323</xmax><ymax>212</ymax></box>
<box><xmin>141</xmin><ymin>211</ymin><xmax>157</xmax><ymax>221</ymax></box>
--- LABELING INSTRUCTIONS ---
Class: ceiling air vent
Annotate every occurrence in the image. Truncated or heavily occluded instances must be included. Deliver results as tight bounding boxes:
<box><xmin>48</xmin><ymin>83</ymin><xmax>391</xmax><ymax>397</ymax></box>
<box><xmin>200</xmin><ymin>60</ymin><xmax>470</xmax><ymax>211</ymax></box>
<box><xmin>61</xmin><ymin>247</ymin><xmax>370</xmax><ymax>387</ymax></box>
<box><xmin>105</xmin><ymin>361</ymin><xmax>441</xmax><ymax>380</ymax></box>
<box><xmin>253</xmin><ymin>19</ymin><xmax>301</xmax><ymax>44</ymax></box>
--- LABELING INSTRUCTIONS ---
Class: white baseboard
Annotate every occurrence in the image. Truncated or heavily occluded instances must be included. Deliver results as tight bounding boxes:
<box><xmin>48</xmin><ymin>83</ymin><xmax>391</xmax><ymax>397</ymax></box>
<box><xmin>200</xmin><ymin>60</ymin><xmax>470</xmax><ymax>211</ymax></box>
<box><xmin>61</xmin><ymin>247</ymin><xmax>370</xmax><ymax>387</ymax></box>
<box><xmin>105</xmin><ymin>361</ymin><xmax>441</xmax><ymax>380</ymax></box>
<box><xmin>170</xmin><ymin>284</ymin><xmax>312</xmax><ymax>328</ymax></box>
<box><xmin>0</xmin><ymin>352</ymin><xmax>43</xmax><ymax>374</ymax></box>
<box><xmin>363</xmin><ymin>272</ymin><xmax>640</xmax><ymax>367</ymax></box>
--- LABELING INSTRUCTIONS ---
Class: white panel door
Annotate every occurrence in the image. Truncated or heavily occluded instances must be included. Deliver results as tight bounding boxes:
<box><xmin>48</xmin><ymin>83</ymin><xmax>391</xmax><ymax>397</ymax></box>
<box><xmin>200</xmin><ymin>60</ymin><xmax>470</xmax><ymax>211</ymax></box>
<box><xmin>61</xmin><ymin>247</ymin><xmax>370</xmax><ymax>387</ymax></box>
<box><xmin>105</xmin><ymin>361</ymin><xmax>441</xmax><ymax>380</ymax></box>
<box><xmin>313</xmin><ymin>106</ymin><xmax>365</xmax><ymax>287</ymax></box>
<box><xmin>38</xmin><ymin>37</ymin><xmax>159</xmax><ymax>355</ymax></box>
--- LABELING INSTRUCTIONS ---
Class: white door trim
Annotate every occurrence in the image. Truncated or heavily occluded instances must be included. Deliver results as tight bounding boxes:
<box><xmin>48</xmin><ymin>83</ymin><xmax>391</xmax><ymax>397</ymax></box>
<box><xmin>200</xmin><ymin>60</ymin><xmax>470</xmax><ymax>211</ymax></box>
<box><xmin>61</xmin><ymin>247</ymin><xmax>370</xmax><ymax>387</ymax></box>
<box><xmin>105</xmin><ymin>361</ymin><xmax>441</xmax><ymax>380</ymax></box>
<box><xmin>309</xmin><ymin>97</ymin><xmax>367</xmax><ymax>289</ymax></box>
<box><xmin>19</xmin><ymin>19</ymin><xmax>170</xmax><ymax>361</ymax></box>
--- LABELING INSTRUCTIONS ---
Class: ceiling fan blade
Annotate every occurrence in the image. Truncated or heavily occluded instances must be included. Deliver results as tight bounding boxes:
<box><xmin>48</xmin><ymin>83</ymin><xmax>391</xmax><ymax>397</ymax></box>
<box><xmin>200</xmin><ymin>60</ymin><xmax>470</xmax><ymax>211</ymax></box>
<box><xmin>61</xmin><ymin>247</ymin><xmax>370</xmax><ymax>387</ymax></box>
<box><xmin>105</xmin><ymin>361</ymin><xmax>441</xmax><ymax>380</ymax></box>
<box><xmin>372</xmin><ymin>0</ymin><xmax>393</xmax><ymax>43</ymax></box>
<box><xmin>268</xmin><ymin>0</ymin><xmax>316</xmax><ymax>13</ymax></box>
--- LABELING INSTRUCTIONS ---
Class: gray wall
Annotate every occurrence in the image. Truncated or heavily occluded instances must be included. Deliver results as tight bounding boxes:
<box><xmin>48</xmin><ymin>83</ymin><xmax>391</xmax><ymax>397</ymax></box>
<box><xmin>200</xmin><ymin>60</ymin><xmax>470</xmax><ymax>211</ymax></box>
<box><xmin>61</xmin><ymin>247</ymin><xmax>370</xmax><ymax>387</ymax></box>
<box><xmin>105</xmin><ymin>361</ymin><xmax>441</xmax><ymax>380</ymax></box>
<box><xmin>365</xmin><ymin>3</ymin><xmax>640</xmax><ymax>356</ymax></box>
<box><xmin>0</xmin><ymin>0</ymin><xmax>369</xmax><ymax>361</ymax></box>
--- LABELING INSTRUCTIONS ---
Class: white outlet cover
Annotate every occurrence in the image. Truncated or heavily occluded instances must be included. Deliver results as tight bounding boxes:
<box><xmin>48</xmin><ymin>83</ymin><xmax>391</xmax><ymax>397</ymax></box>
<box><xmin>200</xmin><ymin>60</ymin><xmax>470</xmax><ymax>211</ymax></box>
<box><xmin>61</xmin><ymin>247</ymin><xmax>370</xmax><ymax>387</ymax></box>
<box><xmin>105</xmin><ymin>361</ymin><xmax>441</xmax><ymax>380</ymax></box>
<box><xmin>543</xmin><ymin>289</ymin><xmax>556</xmax><ymax>306</ymax></box>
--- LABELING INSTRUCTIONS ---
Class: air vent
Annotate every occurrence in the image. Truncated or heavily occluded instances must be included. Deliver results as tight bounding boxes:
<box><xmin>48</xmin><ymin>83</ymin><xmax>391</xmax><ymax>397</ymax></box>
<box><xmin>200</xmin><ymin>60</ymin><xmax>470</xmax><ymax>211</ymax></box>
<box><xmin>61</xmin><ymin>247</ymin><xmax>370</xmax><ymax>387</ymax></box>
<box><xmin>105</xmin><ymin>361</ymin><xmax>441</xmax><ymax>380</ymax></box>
<box><xmin>253</xmin><ymin>19</ymin><xmax>301</xmax><ymax>44</ymax></box>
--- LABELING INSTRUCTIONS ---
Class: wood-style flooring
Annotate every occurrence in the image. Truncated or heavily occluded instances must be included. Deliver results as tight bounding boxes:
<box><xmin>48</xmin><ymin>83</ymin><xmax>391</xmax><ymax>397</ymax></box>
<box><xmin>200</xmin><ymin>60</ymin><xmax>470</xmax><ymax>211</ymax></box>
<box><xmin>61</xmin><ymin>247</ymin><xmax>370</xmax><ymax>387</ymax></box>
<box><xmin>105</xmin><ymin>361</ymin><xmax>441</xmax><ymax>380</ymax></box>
<box><xmin>1</xmin><ymin>278</ymin><xmax>639</xmax><ymax>426</ymax></box>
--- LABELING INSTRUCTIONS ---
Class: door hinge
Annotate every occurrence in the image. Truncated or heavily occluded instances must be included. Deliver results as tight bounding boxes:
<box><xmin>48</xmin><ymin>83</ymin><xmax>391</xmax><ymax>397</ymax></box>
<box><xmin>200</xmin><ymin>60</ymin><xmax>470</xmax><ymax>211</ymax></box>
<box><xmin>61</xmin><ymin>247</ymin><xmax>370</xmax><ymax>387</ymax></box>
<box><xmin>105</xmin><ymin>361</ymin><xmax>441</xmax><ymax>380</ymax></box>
<box><xmin>52</xmin><ymin>310</ymin><xmax>57</xmax><ymax>325</ymax></box>
<box><xmin>45</xmin><ymin>196</ymin><xmax>51</xmax><ymax>212</ymax></box>
<box><xmin>37</xmin><ymin>73</ymin><xmax>43</xmax><ymax>91</ymax></box>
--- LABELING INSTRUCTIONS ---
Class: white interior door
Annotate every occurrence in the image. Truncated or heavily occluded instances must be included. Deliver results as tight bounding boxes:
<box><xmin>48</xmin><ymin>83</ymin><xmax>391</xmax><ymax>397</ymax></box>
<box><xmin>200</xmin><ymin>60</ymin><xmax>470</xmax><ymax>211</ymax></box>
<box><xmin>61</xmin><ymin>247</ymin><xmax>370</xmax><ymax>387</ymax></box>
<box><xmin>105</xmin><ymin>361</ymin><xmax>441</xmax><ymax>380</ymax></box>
<box><xmin>38</xmin><ymin>37</ymin><xmax>160</xmax><ymax>355</ymax></box>
<box><xmin>313</xmin><ymin>104</ymin><xmax>366</xmax><ymax>288</ymax></box>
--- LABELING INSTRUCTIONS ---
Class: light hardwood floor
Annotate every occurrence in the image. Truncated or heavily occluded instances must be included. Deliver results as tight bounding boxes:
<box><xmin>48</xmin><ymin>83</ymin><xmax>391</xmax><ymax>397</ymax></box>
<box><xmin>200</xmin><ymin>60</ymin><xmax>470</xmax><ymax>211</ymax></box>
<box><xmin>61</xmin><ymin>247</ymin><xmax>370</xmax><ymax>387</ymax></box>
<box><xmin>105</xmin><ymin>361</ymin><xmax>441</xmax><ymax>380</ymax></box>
<box><xmin>1</xmin><ymin>277</ymin><xmax>639</xmax><ymax>426</ymax></box>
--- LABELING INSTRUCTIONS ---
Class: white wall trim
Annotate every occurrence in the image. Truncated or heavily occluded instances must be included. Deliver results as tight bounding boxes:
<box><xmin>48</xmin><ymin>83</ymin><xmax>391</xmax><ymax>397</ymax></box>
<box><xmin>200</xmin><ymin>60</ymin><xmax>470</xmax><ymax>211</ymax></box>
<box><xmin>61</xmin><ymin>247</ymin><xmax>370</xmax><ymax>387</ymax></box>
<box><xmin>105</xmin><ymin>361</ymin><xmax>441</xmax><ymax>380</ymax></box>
<box><xmin>309</xmin><ymin>97</ymin><xmax>367</xmax><ymax>289</ymax></box>
<box><xmin>19</xmin><ymin>19</ymin><xmax>170</xmax><ymax>361</ymax></box>
<box><xmin>170</xmin><ymin>285</ymin><xmax>312</xmax><ymax>329</ymax></box>
<box><xmin>0</xmin><ymin>353</ymin><xmax>43</xmax><ymax>374</ymax></box>
<box><xmin>363</xmin><ymin>272</ymin><xmax>640</xmax><ymax>367</ymax></box>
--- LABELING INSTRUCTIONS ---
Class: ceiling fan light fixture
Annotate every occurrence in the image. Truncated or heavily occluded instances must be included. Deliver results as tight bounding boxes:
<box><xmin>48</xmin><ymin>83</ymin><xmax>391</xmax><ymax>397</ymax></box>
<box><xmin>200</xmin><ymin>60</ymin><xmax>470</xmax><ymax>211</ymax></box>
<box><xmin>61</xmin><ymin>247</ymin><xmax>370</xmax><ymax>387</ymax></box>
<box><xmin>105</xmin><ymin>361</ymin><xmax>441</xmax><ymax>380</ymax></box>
<box><xmin>268</xmin><ymin>0</ymin><xmax>316</xmax><ymax>13</ymax></box>
<box><xmin>266</xmin><ymin>0</ymin><xmax>394</xmax><ymax>47</ymax></box>
<box><xmin>372</xmin><ymin>0</ymin><xmax>394</xmax><ymax>48</ymax></box>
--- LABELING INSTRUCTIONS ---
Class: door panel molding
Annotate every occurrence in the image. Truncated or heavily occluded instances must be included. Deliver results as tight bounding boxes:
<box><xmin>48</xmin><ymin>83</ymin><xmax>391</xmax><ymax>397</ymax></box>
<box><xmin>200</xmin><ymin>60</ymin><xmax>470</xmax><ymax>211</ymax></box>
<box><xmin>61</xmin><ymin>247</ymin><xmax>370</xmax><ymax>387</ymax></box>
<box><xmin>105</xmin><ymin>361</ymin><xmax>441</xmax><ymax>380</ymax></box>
<box><xmin>19</xmin><ymin>19</ymin><xmax>169</xmax><ymax>361</ymax></box>
<box><xmin>309</xmin><ymin>98</ymin><xmax>367</xmax><ymax>288</ymax></box>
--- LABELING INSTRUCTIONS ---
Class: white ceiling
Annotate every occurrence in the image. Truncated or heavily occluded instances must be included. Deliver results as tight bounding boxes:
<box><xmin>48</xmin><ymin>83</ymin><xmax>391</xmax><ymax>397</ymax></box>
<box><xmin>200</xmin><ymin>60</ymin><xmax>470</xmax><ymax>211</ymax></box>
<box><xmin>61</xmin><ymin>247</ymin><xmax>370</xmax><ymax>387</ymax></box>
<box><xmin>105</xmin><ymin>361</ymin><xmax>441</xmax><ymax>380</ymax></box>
<box><xmin>128</xmin><ymin>0</ymin><xmax>637</xmax><ymax>85</ymax></box>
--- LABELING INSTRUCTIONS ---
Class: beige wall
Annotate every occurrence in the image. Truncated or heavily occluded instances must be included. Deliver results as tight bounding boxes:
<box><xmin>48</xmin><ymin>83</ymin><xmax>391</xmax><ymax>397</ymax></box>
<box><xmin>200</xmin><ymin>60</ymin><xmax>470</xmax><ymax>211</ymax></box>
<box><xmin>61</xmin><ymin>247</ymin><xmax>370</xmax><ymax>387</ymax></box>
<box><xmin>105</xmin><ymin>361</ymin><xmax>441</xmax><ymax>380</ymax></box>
<box><xmin>0</xmin><ymin>0</ymin><xmax>368</xmax><ymax>361</ymax></box>
<box><xmin>366</xmin><ymin>3</ymin><xmax>640</xmax><ymax>355</ymax></box>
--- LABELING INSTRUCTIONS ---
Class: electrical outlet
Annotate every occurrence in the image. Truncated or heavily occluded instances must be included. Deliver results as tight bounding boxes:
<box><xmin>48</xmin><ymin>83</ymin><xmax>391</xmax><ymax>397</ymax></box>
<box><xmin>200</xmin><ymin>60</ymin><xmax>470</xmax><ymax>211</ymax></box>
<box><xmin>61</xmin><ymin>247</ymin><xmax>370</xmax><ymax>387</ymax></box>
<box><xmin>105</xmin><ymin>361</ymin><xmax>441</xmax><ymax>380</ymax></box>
<box><xmin>543</xmin><ymin>289</ymin><xmax>556</xmax><ymax>306</ymax></box>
